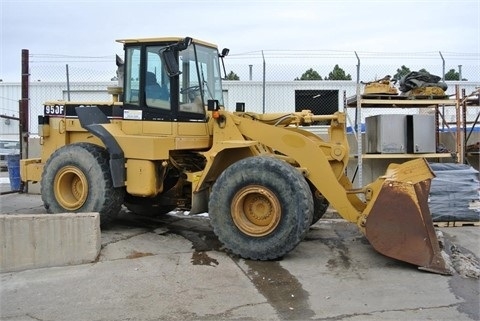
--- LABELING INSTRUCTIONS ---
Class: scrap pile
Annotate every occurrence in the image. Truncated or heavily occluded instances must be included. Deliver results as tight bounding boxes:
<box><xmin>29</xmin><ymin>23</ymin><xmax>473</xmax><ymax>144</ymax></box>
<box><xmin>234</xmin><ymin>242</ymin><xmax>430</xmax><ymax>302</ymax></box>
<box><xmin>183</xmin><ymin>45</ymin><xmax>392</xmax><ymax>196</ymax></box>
<box><xmin>398</xmin><ymin>71</ymin><xmax>448</xmax><ymax>97</ymax></box>
<box><xmin>360</xmin><ymin>71</ymin><xmax>449</xmax><ymax>98</ymax></box>
<box><xmin>361</xmin><ymin>75</ymin><xmax>398</xmax><ymax>95</ymax></box>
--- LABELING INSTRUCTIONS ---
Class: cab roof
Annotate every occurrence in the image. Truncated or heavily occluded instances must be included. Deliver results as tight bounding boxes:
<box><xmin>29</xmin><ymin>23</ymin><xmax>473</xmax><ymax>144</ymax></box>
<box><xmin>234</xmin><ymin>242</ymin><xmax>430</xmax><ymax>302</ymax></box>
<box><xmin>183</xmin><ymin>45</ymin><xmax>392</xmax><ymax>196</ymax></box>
<box><xmin>116</xmin><ymin>37</ymin><xmax>218</xmax><ymax>49</ymax></box>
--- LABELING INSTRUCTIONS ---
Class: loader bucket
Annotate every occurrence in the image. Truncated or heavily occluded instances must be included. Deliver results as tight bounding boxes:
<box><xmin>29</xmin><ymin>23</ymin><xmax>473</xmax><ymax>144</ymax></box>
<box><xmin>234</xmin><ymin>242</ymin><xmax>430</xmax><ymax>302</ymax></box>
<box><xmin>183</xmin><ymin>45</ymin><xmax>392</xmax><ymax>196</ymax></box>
<box><xmin>363</xmin><ymin>159</ymin><xmax>450</xmax><ymax>275</ymax></box>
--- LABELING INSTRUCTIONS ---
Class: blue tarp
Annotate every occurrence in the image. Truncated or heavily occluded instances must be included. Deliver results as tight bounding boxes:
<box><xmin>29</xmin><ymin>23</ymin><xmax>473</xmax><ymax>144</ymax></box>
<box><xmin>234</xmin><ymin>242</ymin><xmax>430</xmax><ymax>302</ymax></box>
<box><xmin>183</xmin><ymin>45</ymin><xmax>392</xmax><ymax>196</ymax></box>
<box><xmin>429</xmin><ymin>163</ymin><xmax>480</xmax><ymax>222</ymax></box>
<box><xmin>346</xmin><ymin>123</ymin><xmax>365</xmax><ymax>133</ymax></box>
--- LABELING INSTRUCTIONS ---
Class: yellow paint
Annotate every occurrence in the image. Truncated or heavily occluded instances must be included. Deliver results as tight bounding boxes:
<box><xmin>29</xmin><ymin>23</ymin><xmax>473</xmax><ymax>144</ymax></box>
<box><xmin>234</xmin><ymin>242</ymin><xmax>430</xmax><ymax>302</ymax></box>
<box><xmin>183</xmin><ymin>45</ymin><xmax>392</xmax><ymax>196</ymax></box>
<box><xmin>126</xmin><ymin>159</ymin><xmax>158</xmax><ymax>196</ymax></box>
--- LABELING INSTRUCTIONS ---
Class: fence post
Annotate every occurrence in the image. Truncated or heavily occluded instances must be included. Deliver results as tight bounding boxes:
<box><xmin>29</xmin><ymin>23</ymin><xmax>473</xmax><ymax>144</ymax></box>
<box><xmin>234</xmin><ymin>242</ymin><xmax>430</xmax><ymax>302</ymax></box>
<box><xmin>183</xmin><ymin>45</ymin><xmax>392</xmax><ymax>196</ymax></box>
<box><xmin>21</xmin><ymin>49</ymin><xmax>29</xmax><ymax>136</ymax></box>
<box><xmin>20</xmin><ymin>49</ymin><xmax>29</xmax><ymax>193</ymax></box>
<box><xmin>439</xmin><ymin>51</ymin><xmax>445</xmax><ymax>80</ymax></box>
<box><xmin>66</xmin><ymin>64</ymin><xmax>71</xmax><ymax>101</ymax></box>
<box><xmin>262</xmin><ymin>50</ymin><xmax>266</xmax><ymax>114</ymax></box>
<box><xmin>354</xmin><ymin>51</ymin><xmax>362</xmax><ymax>188</ymax></box>
<box><xmin>439</xmin><ymin>51</ymin><xmax>445</xmax><ymax>131</ymax></box>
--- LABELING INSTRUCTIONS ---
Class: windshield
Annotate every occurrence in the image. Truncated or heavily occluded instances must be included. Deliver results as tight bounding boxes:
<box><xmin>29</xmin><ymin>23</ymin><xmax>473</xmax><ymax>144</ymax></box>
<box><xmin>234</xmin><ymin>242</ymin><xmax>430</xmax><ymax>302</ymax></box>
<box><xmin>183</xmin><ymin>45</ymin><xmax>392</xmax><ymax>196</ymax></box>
<box><xmin>178</xmin><ymin>43</ymin><xmax>224</xmax><ymax>112</ymax></box>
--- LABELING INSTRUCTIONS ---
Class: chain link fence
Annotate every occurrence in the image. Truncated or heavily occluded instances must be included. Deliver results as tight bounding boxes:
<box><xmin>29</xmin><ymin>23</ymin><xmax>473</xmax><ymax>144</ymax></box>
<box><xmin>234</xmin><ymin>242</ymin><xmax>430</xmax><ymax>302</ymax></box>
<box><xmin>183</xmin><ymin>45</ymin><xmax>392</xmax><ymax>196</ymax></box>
<box><xmin>27</xmin><ymin>54</ymin><xmax>119</xmax><ymax>123</ymax></box>
<box><xmin>224</xmin><ymin>50</ymin><xmax>479</xmax><ymax>116</ymax></box>
<box><xmin>29</xmin><ymin>54</ymin><xmax>118</xmax><ymax>83</ymax></box>
<box><xmin>0</xmin><ymin>50</ymin><xmax>478</xmax><ymax>135</ymax></box>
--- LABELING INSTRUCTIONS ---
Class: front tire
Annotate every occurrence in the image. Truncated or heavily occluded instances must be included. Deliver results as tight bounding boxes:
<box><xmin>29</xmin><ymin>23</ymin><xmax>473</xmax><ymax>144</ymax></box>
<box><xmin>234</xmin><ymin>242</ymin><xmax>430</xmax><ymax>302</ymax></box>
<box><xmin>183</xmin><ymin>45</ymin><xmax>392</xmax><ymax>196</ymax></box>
<box><xmin>41</xmin><ymin>143</ymin><xmax>125</xmax><ymax>226</ymax></box>
<box><xmin>310</xmin><ymin>184</ymin><xmax>329</xmax><ymax>225</ymax></box>
<box><xmin>209</xmin><ymin>156</ymin><xmax>313</xmax><ymax>260</ymax></box>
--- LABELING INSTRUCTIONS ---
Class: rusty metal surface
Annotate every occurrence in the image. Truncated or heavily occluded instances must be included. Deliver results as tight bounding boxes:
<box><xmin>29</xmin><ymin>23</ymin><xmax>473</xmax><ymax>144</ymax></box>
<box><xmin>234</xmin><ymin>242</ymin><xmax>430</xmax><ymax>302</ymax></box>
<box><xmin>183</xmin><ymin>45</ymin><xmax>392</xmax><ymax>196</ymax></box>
<box><xmin>365</xmin><ymin>179</ymin><xmax>450</xmax><ymax>275</ymax></box>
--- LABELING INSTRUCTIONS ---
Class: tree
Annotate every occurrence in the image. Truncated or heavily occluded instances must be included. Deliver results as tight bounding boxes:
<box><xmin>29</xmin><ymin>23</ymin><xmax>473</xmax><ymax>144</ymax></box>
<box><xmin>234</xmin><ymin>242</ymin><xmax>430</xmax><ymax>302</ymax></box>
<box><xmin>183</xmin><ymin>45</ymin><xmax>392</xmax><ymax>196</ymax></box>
<box><xmin>394</xmin><ymin>67</ymin><xmax>437</xmax><ymax>81</ymax></box>
<box><xmin>295</xmin><ymin>68</ymin><xmax>322</xmax><ymax>80</ymax></box>
<box><xmin>445</xmin><ymin>68</ymin><xmax>460</xmax><ymax>80</ymax></box>
<box><xmin>325</xmin><ymin>64</ymin><xmax>351</xmax><ymax>80</ymax></box>
<box><xmin>226</xmin><ymin>71</ymin><xmax>240</xmax><ymax>80</ymax></box>
<box><xmin>393</xmin><ymin>65</ymin><xmax>411</xmax><ymax>80</ymax></box>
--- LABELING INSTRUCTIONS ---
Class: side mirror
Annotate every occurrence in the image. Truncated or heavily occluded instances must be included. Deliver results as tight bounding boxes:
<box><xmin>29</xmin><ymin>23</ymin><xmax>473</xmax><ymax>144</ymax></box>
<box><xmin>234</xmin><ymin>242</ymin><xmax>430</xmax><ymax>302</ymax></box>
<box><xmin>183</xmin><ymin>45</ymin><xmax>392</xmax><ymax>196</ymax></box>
<box><xmin>177</xmin><ymin>37</ymin><xmax>192</xmax><ymax>51</ymax></box>
<box><xmin>219</xmin><ymin>48</ymin><xmax>230</xmax><ymax>79</ymax></box>
<box><xmin>220</xmin><ymin>48</ymin><xmax>229</xmax><ymax>58</ymax></box>
<box><xmin>160</xmin><ymin>37</ymin><xmax>193</xmax><ymax>77</ymax></box>
<box><xmin>161</xmin><ymin>48</ymin><xmax>181</xmax><ymax>77</ymax></box>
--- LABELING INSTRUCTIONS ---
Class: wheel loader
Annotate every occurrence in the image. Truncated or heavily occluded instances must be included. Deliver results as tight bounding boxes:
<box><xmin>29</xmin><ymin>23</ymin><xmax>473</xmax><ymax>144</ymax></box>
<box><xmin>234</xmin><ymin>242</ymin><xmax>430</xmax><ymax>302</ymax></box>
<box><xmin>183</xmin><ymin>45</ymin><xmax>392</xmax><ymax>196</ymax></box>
<box><xmin>20</xmin><ymin>37</ymin><xmax>449</xmax><ymax>274</ymax></box>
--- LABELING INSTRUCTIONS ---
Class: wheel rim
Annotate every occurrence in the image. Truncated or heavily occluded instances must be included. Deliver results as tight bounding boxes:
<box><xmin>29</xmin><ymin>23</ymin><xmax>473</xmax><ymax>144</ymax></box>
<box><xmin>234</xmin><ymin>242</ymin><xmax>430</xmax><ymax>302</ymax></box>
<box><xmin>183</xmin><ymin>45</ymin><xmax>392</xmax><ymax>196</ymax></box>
<box><xmin>54</xmin><ymin>166</ymin><xmax>88</xmax><ymax>211</ymax></box>
<box><xmin>231</xmin><ymin>185</ymin><xmax>281</xmax><ymax>237</ymax></box>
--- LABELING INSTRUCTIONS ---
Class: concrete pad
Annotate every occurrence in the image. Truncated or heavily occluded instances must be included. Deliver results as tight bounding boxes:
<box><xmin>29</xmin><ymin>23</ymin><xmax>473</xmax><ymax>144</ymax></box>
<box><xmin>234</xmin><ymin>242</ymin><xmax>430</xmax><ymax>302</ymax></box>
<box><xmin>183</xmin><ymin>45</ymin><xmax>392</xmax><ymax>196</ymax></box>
<box><xmin>1</xmin><ymin>193</ymin><xmax>479</xmax><ymax>321</ymax></box>
<box><xmin>0</xmin><ymin>213</ymin><xmax>100</xmax><ymax>272</ymax></box>
<box><xmin>0</xmin><ymin>193</ymin><xmax>46</xmax><ymax>214</ymax></box>
<box><xmin>0</xmin><ymin>252</ymin><xmax>277</xmax><ymax>320</ymax></box>
<box><xmin>276</xmin><ymin>220</ymin><xmax>479</xmax><ymax>320</ymax></box>
<box><xmin>99</xmin><ymin>230</ymin><xmax>193</xmax><ymax>261</ymax></box>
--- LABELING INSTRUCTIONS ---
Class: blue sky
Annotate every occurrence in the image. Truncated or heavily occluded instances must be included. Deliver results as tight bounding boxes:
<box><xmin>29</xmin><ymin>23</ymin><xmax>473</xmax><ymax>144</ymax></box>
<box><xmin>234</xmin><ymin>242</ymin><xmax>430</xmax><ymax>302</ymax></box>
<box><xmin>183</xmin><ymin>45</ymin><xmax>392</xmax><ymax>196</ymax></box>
<box><xmin>1</xmin><ymin>0</ymin><xmax>479</xmax><ymax>82</ymax></box>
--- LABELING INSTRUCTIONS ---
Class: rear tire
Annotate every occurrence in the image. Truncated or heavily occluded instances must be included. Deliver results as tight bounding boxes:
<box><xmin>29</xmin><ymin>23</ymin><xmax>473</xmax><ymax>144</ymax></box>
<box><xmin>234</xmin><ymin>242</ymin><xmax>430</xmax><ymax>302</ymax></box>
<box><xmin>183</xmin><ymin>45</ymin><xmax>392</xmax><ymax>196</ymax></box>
<box><xmin>209</xmin><ymin>156</ymin><xmax>313</xmax><ymax>260</ymax></box>
<box><xmin>41</xmin><ymin>143</ymin><xmax>125</xmax><ymax>226</ymax></box>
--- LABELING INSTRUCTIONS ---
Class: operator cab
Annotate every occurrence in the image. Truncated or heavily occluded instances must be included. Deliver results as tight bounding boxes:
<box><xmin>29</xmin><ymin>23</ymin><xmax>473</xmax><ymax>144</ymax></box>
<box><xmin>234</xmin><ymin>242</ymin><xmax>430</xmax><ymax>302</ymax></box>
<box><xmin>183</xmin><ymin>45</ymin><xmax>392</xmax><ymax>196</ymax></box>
<box><xmin>116</xmin><ymin>37</ymin><xmax>225</xmax><ymax>122</ymax></box>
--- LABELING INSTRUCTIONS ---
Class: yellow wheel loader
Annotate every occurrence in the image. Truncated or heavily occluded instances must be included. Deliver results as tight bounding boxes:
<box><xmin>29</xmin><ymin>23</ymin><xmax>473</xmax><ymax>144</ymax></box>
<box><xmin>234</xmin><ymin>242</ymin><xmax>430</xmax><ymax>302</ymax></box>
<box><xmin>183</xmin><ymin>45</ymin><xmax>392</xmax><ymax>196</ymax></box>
<box><xmin>20</xmin><ymin>37</ymin><xmax>449</xmax><ymax>274</ymax></box>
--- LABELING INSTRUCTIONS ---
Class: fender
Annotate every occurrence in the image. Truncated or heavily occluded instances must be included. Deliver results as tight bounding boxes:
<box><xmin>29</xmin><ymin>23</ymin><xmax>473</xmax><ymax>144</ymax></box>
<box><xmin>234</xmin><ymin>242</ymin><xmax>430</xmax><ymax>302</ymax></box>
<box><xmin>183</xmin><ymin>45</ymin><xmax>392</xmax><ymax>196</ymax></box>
<box><xmin>75</xmin><ymin>106</ymin><xmax>125</xmax><ymax>187</ymax></box>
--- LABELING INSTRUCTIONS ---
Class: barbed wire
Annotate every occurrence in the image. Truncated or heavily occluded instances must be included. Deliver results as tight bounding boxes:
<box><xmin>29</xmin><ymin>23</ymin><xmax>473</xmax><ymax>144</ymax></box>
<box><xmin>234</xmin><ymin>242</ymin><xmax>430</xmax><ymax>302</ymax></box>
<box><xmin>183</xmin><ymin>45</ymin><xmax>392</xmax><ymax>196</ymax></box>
<box><xmin>228</xmin><ymin>50</ymin><xmax>480</xmax><ymax>59</ymax></box>
<box><xmin>29</xmin><ymin>51</ymin><xmax>480</xmax><ymax>60</ymax></box>
<box><xmin>30</xmin><ymin>54</ymin><xmax>113</xmax><ymax>58</ymax></box>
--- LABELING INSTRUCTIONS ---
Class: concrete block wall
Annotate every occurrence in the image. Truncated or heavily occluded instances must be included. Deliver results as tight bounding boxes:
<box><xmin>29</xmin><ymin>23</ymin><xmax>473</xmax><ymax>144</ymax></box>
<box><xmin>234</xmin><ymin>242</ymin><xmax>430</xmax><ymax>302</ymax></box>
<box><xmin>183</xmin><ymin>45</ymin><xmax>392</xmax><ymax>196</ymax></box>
<box><xmin>0</xmin><ymin>213</ymin><xmax>101</xmax><ymax>273</ymax></box>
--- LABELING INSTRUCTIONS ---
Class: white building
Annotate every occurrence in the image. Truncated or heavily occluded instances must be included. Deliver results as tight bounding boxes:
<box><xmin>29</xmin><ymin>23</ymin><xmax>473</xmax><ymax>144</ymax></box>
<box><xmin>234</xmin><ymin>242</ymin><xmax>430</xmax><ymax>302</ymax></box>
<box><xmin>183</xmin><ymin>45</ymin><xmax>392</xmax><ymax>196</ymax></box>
<box><xmin>1</xmin><ymin>80</ymin><xmax>478</xmax><ymax>137</ymax></box>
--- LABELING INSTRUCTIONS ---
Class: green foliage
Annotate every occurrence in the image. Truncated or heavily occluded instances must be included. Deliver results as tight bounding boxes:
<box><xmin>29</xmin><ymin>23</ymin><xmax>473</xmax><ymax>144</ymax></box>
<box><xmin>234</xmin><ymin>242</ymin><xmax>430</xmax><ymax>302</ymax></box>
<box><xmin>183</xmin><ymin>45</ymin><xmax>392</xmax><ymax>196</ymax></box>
<box><xmin>393</xmin><ymin>65</ymin><xmax>411</xmax><ymax>80</ymax></box>
<box><xmin>295</xmin><ymin>68</ymin><xmax>322</xmax><ymax>80</ymax></box>
<box><xmin>445</xmin><ymin>68</ymin><xmax>460</xmax><ymax>80</ymax></box>
<box><xmin>325</xmin><ymin>64</ymin><xmax>351</xmax><ymax>80</ymax></box>
<box><xmin>226</xmin><ymin>71</ymin><xmax>240</xmax><ymax>80</ymax></box>
<box><xmin>394</xmin><ymin>66</ymin><xmax>435</xmax><ymax>81</ymax></box>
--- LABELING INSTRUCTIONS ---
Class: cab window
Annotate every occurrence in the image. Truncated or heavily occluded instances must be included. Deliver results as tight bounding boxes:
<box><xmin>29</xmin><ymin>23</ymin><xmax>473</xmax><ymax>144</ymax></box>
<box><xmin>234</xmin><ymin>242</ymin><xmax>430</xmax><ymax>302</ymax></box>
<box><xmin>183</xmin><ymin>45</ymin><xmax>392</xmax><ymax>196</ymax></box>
<box><xmin>196</xmin><ymin>45</ymin><xmax>224</xmax><ymax>107</ymax></box>
<box><xmin>124</xmin><ymin>46</ymin><xmax>140</xmax><ymax>105</ymax></box>
<box><xmin>178</xmin><ymin>46</ymin><xmax>205</xmax><ymax>114</ymax></box>
<box><xmin>145</xmin><ymin>46</ymin><xmax>170</xmax><ymax>110</ymax></box>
